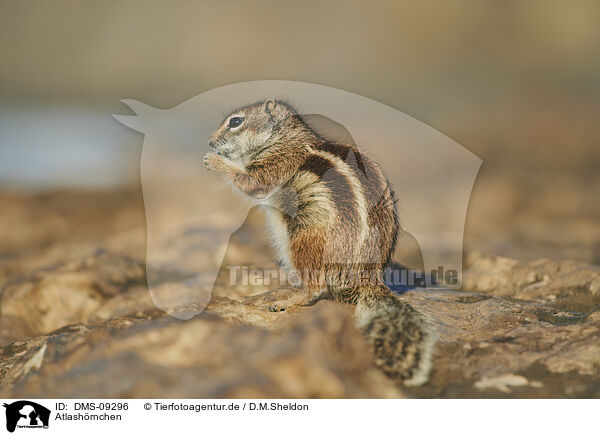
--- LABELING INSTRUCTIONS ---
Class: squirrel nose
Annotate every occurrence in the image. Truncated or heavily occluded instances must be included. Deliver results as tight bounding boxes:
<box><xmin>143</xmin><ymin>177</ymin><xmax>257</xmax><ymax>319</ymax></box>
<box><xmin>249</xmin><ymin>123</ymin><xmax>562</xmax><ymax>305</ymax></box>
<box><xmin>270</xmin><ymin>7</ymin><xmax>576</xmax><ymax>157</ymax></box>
<box><xmin>208</xmin><ymin>140</ymin><xmax>215</xmax><ymax>149</ymax></box>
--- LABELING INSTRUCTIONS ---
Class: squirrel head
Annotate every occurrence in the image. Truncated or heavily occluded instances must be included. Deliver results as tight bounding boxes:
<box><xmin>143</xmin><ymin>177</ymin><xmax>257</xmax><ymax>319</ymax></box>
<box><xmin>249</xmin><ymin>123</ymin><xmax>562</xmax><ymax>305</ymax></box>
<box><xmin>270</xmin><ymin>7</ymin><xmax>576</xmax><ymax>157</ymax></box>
<box><xmin>208</xmin><ymin>99</ymin><xmax>299</xmax><ymax>159</ymax></box>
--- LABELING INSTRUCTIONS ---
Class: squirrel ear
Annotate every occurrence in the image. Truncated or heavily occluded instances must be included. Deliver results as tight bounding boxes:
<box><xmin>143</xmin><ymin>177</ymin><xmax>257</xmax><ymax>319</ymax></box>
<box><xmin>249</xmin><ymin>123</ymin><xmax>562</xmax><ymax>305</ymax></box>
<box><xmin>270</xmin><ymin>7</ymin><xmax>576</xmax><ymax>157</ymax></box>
<box><xmin>264</xmin><ymin>99</ymin><xmax>277</xmax><ymax>117</ymax></box>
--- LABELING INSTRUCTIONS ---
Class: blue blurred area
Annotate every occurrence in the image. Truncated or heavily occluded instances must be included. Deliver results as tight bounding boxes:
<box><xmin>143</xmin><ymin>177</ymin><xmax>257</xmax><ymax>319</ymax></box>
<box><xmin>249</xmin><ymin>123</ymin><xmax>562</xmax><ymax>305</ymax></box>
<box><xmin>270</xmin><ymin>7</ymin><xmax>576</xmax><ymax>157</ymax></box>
<box><xmin>0</xmin><ymin>102</ymin><xmax>139</xmax><ymax>190</ymax></box>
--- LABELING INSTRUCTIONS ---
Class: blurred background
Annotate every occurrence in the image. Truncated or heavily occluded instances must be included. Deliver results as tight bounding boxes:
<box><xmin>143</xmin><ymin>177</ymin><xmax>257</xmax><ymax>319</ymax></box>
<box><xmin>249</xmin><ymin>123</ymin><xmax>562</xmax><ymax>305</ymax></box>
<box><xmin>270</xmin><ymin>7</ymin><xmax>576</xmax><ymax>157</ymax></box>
<box><xmin>1</xmin><ymin>0</ymin><xmax>599</xmax><ymax>266</ymax></box>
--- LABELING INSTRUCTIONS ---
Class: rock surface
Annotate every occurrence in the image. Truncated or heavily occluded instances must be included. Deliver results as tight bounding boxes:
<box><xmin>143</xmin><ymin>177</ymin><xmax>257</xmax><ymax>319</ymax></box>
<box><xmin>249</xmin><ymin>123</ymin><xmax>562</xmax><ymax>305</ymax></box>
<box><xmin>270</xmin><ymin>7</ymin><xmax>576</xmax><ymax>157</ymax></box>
<box><xmin>1</xmin><ymin>189</ymin><xmax>599</xmax><ymax>398</ymax></box>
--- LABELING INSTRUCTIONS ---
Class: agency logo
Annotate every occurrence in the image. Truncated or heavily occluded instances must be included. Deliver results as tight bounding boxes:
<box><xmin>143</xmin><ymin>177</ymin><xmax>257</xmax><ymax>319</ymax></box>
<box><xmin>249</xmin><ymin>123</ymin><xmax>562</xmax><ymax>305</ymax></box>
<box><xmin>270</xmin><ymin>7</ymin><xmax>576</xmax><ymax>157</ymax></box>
<box><xmin>2</xmin><ymin>401</ymin><xmax>50</xmax><ymax>433</ymax></box>
<box><xmin>114</xmin><ymin>80</ymin><xmax>481</xmax><ymax>319</ymax></box>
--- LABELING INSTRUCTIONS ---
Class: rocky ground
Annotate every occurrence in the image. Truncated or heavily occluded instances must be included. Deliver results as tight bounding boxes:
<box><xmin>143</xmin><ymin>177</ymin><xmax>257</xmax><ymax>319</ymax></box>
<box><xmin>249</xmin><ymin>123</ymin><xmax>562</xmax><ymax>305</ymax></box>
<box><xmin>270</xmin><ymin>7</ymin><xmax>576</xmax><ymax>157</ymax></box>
<box><xmin>0</xmin><ymin>171</ymin><xmax>599</xmax><ymax>398</ymax></box>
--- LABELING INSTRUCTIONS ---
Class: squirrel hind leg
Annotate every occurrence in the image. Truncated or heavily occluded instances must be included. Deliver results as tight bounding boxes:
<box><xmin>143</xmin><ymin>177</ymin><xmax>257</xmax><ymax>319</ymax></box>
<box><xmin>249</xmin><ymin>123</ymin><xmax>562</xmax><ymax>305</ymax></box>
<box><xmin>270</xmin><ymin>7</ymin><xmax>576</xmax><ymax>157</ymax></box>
<box><xmin>356</xmin><ymin>287</ymin><xmax>437</xmax><ymax>386</ymax></box>
<box><xmin>268</xmin><ymin>285</ymin><xmax>330</xmax><ymax>312</ymax></box>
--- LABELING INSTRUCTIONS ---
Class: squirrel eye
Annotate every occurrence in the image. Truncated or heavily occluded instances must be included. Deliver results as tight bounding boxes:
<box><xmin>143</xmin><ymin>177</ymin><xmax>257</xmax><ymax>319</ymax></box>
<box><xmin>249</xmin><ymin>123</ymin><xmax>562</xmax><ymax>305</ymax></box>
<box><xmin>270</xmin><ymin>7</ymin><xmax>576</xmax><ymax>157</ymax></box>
<box><xmin>228</xmin><ymin>117</ymin><xmax>244</xmax><ymax>128</ymax></box>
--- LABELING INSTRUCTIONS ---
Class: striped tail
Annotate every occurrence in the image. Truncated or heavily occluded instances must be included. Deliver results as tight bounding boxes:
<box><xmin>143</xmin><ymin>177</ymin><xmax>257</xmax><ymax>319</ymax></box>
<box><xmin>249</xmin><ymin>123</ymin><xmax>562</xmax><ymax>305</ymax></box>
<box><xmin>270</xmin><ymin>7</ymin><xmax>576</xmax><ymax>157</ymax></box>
<box><xmin>355</xmin><ymin>285</ymin><xmax>436</xmax><ymax>386</ymax></box>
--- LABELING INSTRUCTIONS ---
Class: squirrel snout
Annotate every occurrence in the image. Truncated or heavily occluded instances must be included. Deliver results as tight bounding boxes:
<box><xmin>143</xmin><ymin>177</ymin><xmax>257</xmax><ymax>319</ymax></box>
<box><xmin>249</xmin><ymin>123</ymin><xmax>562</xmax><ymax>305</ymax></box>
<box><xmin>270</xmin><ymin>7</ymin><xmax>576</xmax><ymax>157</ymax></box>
<box><xmin>208</xmin><ymin>140</ymin><xmax>216</xmax><ymax>149</ymax></box>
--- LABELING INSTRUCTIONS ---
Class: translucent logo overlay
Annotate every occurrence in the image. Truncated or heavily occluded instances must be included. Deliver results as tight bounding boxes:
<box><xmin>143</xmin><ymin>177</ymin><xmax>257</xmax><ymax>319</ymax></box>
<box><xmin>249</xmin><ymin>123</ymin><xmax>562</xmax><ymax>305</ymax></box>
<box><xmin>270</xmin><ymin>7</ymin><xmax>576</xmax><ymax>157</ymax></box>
<box><xmin>114</xmin><ymin>81</ymin><xmax>481</xmax><ymax>319</ymax></box>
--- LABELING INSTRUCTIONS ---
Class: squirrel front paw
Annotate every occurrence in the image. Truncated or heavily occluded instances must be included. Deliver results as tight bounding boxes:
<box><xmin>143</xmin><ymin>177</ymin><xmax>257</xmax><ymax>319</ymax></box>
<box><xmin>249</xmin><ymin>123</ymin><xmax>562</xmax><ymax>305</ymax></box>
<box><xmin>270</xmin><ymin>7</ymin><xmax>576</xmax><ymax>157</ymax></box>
<box><xmin>204</xmin><ymin>152</ymin><xmax>224</xmax><ymax>171</ymax></box>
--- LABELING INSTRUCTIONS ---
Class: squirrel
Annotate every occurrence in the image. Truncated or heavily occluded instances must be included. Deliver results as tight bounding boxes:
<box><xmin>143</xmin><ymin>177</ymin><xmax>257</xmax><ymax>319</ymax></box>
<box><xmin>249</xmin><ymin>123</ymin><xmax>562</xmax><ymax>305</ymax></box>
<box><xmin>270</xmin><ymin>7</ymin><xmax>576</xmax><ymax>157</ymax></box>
<box><xmin>204</xmin><ymin>99</ymin><xmax>436</xmax><ymax>386</ymax></box>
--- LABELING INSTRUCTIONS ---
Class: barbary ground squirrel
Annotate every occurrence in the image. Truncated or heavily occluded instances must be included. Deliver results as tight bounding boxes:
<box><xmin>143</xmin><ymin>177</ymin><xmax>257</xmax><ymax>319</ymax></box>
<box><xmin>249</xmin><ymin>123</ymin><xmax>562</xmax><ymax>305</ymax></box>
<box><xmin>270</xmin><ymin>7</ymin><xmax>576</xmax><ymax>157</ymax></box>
<box><xmin>204</xmin><ymin>99</ymin><xmax>436</xmax><ymax>385</ymax></box>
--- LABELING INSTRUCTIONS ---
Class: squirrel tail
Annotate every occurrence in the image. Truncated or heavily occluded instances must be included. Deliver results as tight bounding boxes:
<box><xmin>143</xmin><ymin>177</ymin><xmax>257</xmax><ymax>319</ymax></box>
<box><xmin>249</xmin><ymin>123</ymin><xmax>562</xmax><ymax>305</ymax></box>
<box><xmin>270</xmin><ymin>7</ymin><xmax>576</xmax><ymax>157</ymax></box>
<box><xmin>355</xmin><ymin>284</ymin><xmax>436</xmax><ymax>386</ymax></box>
